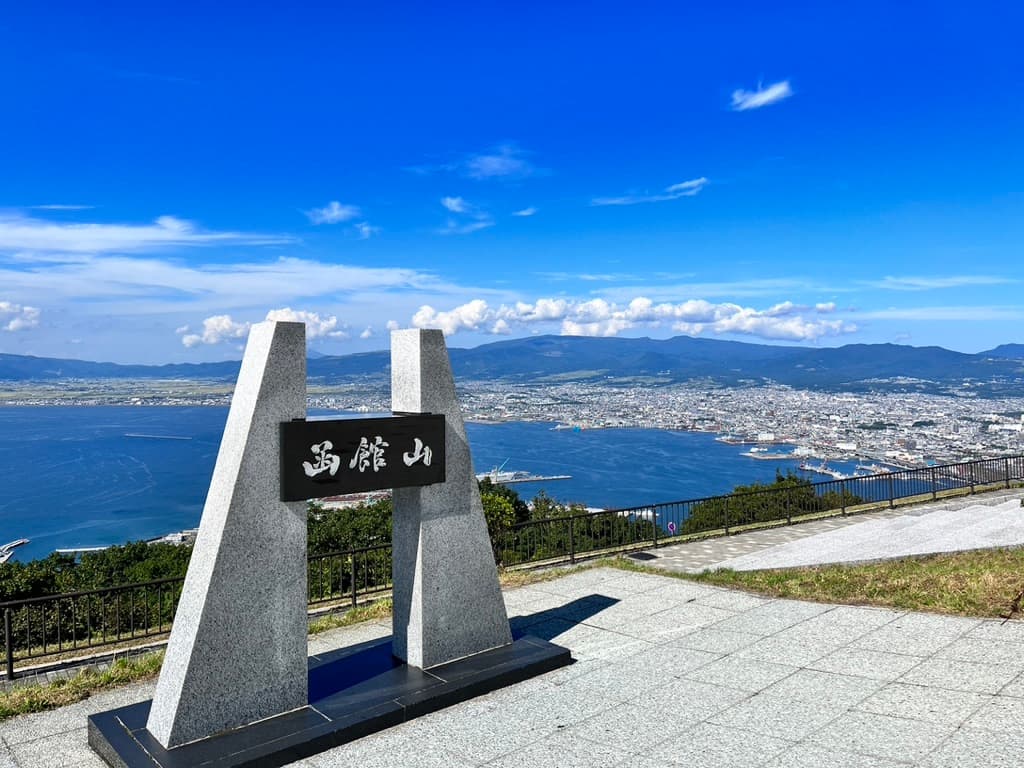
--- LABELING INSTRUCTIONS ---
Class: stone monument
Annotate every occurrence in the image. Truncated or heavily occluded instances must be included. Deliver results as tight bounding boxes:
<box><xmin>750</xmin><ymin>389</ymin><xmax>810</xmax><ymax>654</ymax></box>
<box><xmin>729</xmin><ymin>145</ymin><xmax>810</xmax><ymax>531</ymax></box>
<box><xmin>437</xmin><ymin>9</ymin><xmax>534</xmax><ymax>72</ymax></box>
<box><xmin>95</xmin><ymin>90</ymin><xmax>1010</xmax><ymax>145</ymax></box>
<box><xmin>88</xmin><ymin>321</ymin><xmax>570</xmax><ymax>768</ymax></box>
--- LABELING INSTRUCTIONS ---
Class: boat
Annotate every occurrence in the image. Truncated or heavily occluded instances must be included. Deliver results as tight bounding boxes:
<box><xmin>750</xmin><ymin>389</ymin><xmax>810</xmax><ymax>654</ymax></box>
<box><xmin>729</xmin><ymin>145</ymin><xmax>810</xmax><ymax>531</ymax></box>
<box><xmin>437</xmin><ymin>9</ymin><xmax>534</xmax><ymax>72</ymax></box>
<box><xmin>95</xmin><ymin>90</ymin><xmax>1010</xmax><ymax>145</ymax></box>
<box><xmin>475</xmin><ymin>459</ymin><xmax>571</xmax><ymax>485</ymax></box>
<box><xmin>0</xmin><ymin>539</ymin><xmax>29</xmax><ymax>564</ymax></box>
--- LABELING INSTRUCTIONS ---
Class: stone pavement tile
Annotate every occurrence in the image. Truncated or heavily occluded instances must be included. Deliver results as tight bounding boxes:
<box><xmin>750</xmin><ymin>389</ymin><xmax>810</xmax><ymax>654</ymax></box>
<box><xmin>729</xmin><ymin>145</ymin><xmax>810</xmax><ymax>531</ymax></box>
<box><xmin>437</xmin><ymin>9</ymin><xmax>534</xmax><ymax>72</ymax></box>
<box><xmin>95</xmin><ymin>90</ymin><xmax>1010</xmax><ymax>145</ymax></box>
<box><xmin>611</xmin><ymin>755</ymin><xmax>678</xmax><ymax>768</ymax></box>
<box><xmin>568</xmin><ymin>648</ymin><xmax>719</xmax><ymax>701</ymax></box>
<box><xmin>389</xmin><ymin>700</ymin><xmax>549</xmax><ymax>765</ymax></box>
<box><xmin>708</xmin><ymin>692</ymin><xmax>847</xmax><ymax>742</ymax></box>
<box><xmin>852</xmin><ymin>625</ymin><xmax>957</xmax><ymax>656</ymax></box>
<box><xmin>634</xmin><ymin>679</ymin><xmax>750</xmax><ymax>722</ymax></box>
<box><xmin>966</xmin><ymin>618</ymin><xmax>1024</xmax><ymax>645</ymax></box>
<box><xmin>527</xmin><ymin>568</ymin><xmax>631</xmax><ymax>597</ymax></box>
<box><xmin>964</xmin><ymin>695</ymin><xmax>1024</xmax><ymax>734</ymax></box>
<box><xmin>690</xmin><ymin>589</ymin><xmax>771</xmax><ymax>612</ymax></box>
<box><xmin>503</xmin><ymin>588</ymin><xmax>573</xmax><ymax>615</ymax></box>
<box><xmin>760</xmin><ymin>742</ymin><xmax>906</xmax><ymax>768</ymax></box>
<box><xmin>565</xmin><ymin>701</ymin><xmax>682</xmax><ymax>756</ymax></box>
<box><xmin>665</xmin><ymin>627</ymin><xmax>762</xmax><ymax>655</ymax></box>
<box><xmin>306</xmin><ymin>725</ymin><xmax>479</xmax><ymax>768</ymax></box>
<box><xmin>0</xmin><ymin>701</ymin><xmax>93</xmax><ymax>747</ymax></box>
<box><xmin>484</xmin><ymin>730</ymin><xmax>630</xmax><ymax>768</ymax></box>
<box><xmin>643</xmin><ymin>581</ymin><xmax>717</xmax><ymax>604</ymax></box>
<box><xmin>0</xmin><ymin>736</ymin><xmax>16</xmax><ymax>768</ymax></box>
<box><xmin>810</xmin><ymin>605</ymin><xmax>902</xmax><ymax>631</ymax></box>
<box><xmin>600</xmin><ymin>572</ymin><xmax>682</xmax><ymax>594</ymax></box>
<box><xmin>647</xmin><ymin>722</ymin><xmax>793</xmax><ymax>768</ymax></box>
<box><xmin>642</xmin><ymin>603</ymin><xmax>739</xmax><ymax>631</ymax></box>
<box><xmin>999</xmin><ymin>670</ymin><xmax>1024</xmax><ymax>698</ymax></box>
<box><xmin>899</xmin><ymin>656</ymin><xmax>1019</xmax><ymax>694</ymax></box>
<box><xmin>919</xmin><ymin>726</ymin><xmax>1024</xmax><ymax>768</ymax></box>
<box><xmin>734</xmin><ymin>636</ymin><xmax>838</xmax><ymax>667</ymax></box>
<box><xmin>684</xmin><ymin>656</ymin><xmax>798</xmax><ymax>693</ymax></box>
<box><xmin>562</xmin><ymin>627</ymin><xmax>657</xmax><ymax>662</ymax></box>
<box><xmin>936</xmin><ymin>637</ymin><xmax>1024</xmax><ymax>669</ymax></box>
<box><xmin>500</xmin><ymin>677</ymin><xmax>625</xmax><ymax>732</ymax></box>
<box><xmin>855</xmin><ymin>682</ymin><xmax>992</xmax><ymax>726</ymax></box>
<box><xmin>808</xmin><ymin>647</ymin><xmax>926</xmax><ymax>682</ymax></box>
<box><xmin>7</xmin><ymin>728</ymin><xmax>106</xmax><ymax>768</ymax></box>
<box><xmin>710</xmin><ymin>600</ymin><xmax>832</xmax><ymax>636</ymax></box>
<box><xmin>761</xmin><ymin>669</ymin><xmax>882</xmax><ymax>709</ymax></box>
<box><xmin>808</xmin><ymin>710</ymin><xmax>956</xmax><ymax>764</ymax></box>
<box><xmin>886</xmin><ymin>612</ymin><xmax>982</xmax><ymax>637</ymax></box>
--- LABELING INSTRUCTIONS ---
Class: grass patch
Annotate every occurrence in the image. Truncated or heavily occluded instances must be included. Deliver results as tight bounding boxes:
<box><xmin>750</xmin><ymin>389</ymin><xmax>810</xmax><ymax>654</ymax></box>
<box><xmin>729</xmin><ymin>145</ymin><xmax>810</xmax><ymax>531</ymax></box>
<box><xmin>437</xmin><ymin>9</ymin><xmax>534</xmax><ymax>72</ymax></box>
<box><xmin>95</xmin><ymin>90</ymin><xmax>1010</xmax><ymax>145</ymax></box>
<box><xmin>0</xmin><ymin>651</ymin><xmax>164</xmax><ymax>720</ymax></box>
<box><xmin>656</xmin><ymin>547</ymin><xmax>1024</xmax><ymax>619</ymax></box>
<box><xmin>309</xmin><ymin>598</ymin><xmax>393</xmax><ymax>634</ymax></box>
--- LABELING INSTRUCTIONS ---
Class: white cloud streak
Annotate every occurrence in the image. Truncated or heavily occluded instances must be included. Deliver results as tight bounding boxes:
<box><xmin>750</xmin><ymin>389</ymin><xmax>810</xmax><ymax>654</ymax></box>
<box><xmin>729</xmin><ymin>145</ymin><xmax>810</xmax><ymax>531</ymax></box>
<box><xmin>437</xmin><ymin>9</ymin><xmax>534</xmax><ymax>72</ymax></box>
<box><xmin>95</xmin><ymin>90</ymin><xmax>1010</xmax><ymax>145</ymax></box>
<box><xmin>180</xmin><ymin>307</ymin><xmax>351</xmax><ymax>347</ymax></box>
<box><xmin>306</xmin><ymin>201</ymin><xmax>361</xmax><ymax>224</ymax></box>
<box><xmin>512</xmin><ymin>207</ymin><xmax>537</xmax><ymax>217</ymax></box>
<box><xmin>441</xmin><ymin>196</ymin><xmax>470</xmax><ymax>213</ymax></box>
<box><xmin>0</xmin><ymin>212</ymin><xmax>293</xmax><ymax>253</ymax></box>
<box><xmin>592</xmin><ymin>177</ymin><xmax>708</xmax><ymax>206</ymax></box>
<box><xmin>731</xmin><ymin>80</ymin><xmax>793</xmax><ymax>111</ymax></box>
<box><xmin>0</xmin><ymin>300</ymin><xmax>40</xmax><ymax>332</ymax></box>
<box><xmin>870</xmin><ymin>275</ymin><xmax>1014</xmax><ymax>291</ymax></box>
<box><xmin>465</xmin><ymin>144</ymin><xmax>536</xmax><ymax>180</ymax></box>
<box><xmin>411</xmin><ymin>296</ymin><xmax>856</xmax><ymax>341</ymax></box>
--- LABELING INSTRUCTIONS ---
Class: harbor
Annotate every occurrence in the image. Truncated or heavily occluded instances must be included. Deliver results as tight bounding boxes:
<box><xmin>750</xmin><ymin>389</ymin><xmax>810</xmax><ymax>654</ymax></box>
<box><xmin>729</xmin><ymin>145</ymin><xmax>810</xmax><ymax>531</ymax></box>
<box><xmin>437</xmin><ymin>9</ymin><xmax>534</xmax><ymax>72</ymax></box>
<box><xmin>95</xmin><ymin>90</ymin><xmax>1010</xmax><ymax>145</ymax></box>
<box><xmin>0</xmin><ymin>539</ymin><xmax>29</xmax><ymax>565</ymax></box>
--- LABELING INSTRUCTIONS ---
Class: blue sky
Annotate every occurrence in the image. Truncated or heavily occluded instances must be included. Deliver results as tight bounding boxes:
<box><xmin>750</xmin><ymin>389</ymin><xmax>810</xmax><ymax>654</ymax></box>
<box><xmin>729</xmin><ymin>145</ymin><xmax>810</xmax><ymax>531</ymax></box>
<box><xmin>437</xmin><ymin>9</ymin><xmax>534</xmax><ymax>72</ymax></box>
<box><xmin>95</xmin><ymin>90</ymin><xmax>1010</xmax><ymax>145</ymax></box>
<box><xmin>1</xmin><ymin>2</ymin><xmax>1022</xmax><ymax>363</ymax></box>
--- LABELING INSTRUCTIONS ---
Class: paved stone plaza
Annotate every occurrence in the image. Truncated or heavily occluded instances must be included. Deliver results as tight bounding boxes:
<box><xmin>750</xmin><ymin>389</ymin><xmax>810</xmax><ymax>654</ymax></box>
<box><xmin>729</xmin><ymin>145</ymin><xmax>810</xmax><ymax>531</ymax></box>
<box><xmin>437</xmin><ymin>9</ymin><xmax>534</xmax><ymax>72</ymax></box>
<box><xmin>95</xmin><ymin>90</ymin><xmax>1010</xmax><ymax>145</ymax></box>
<box><xmin>5</xmin><ymin>563</ymin><xmax>1024</xmax><ymax>767</ymax></box>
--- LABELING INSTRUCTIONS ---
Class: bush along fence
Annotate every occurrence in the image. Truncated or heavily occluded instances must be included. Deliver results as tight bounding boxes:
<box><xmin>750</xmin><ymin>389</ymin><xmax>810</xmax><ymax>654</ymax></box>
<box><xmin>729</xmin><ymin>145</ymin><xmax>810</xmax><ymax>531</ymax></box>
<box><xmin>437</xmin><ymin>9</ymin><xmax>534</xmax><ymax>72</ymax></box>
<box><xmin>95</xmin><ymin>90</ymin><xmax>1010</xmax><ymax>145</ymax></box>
<box><xmin>3</xmin><ymin>454</ymin><xmax>1022</xmax><ymax>679</ymax></box>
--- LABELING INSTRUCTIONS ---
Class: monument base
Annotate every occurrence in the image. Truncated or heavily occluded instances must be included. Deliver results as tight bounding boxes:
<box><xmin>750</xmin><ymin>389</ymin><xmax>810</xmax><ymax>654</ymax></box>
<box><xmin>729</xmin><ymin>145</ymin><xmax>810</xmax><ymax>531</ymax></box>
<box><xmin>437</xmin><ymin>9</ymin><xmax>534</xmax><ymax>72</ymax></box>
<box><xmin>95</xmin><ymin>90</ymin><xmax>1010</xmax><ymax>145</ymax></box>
<box><xmin>88</xmin><ymin>636</ymin><xmax>571</xmax><ymax>768</ymax></box>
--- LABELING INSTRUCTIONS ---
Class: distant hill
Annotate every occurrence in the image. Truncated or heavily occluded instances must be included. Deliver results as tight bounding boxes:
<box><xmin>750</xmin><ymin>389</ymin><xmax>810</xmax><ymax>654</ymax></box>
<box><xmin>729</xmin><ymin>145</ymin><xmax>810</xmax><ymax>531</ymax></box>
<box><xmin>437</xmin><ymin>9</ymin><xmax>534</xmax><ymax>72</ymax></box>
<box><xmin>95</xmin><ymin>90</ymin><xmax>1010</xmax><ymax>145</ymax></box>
<box><xmin>3</xmin><ymin>336</ymin><xmax>1024</xmax><ymax>394</ymax></box>
<box><xmin>983</xmin><ymin>344</ymin><xmax>1024</xmax><ymax>360</ymax></box>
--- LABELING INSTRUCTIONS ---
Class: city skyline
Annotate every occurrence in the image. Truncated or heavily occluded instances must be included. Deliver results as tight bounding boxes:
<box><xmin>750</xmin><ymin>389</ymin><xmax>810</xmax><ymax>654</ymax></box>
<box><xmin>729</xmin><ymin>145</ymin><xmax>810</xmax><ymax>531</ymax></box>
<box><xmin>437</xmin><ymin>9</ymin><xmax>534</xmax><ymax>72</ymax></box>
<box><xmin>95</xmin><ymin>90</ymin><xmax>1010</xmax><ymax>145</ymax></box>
<box><xmin>1</xmin><ymin>3</ymin><xmax>1022</xmax><ymax>363</ymax></box>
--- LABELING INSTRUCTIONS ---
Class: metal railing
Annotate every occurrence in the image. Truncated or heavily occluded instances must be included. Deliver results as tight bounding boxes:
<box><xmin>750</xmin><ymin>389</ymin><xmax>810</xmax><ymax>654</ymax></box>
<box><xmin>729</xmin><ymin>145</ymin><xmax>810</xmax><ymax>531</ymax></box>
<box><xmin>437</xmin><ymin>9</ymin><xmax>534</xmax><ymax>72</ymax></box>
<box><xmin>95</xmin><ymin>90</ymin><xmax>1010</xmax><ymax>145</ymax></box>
<box><xmin>496</xmin><ymin>454</ymin><xmax>1024</xmax><ymax>566</ymax></box>
<box><xmin>3</xmin><ymin>455</ymin><xmax>1022</xmax><ymax>680</ymax></box>
<box><xmin>2</xmin><ymin>543</ymin><xmax>392</xmax><ymax>680</ymax></box>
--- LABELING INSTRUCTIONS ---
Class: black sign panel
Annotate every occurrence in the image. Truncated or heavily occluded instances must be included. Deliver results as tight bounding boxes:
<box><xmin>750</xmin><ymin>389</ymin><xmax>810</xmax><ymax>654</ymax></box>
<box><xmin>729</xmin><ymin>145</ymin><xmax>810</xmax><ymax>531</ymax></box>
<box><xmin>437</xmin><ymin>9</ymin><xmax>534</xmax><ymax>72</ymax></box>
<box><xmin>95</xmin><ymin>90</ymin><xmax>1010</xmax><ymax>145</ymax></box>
<box><xmin>280</xmin><ymin>414</ymin><xmax>445</xmax><ymax>501</ymax></box>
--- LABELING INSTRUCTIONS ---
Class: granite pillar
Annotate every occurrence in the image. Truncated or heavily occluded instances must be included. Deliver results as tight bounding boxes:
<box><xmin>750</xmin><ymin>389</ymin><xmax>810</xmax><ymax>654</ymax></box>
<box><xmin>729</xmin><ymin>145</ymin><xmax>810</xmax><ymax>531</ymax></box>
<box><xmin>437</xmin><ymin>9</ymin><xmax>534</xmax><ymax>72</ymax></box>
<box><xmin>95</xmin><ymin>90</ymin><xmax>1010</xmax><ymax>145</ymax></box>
<box><xmin>390</xmin><ymin>329</ymin><xmax>513</xmax><ymax>669</ymax></box>
<box><xmin>146</xmin><ymin>321</ymin><xmax>308</xmax><ymax>748</ymax></box>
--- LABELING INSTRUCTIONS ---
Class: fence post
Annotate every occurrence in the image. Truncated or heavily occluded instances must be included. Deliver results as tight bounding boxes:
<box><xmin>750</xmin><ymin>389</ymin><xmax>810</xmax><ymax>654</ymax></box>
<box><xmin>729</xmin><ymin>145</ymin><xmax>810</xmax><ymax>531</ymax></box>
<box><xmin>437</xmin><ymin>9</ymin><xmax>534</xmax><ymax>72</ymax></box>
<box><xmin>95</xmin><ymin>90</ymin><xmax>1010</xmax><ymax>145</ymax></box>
<box><xmin>724</xmin><ymin>497</ymin><xmax>730</xmax><ymax>536</ymax></box>
<box><xmin>651</xmin><ymin>508</ymin><xmax>658</xmax><ymax>549</ymax></box>
<box><xmin>931</xmin><ymin>467</ymin><xmax>937</xmax><ymax>500</ymax></box>
<box><xmin>785</xmin><ymin>491</ymin><xmax>792</xmax><ymax>525</ymax></box>
<box><xmin>840</xmin><ymin>480</ymin><xmax>847</xmax><ymax>515</ymax></box>
<box><xmin>350</xmin><ymin>555</ymin><xmax>358</xmax><ymax>608</ymax></box>
<box><xmin>887</xmin><ymin>474</ymin><xmax>895</xmax><ymax>509</ymax></box>
<box><xmin>1005</xmin><ymin>457</ymin><xmax>1011</xmax><ymax>489</ymax></box>
<box><xmin>568</xmin><ymin>516</ymin><xmax>576</xmax><ymax>565</ymax></box>
<box><xmin>4</xmin><ymin>607</ymin><xmax>13</xmax><ymax>681</ymax></box>
<box><xmin>969</xmin><ymin>462</ymin><xmax>976</xmax><ymax>494</ymax></box>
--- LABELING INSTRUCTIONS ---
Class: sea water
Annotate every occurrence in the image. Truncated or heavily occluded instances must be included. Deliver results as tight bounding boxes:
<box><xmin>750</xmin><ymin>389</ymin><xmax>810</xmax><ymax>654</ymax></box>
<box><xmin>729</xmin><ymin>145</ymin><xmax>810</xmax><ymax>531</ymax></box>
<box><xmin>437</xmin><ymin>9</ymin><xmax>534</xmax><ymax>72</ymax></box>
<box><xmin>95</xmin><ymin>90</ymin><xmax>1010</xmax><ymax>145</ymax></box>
<box><xmin>0</xmin><ymin>406</ymin><xmax>832</xmax><ymax>562</ymax></box>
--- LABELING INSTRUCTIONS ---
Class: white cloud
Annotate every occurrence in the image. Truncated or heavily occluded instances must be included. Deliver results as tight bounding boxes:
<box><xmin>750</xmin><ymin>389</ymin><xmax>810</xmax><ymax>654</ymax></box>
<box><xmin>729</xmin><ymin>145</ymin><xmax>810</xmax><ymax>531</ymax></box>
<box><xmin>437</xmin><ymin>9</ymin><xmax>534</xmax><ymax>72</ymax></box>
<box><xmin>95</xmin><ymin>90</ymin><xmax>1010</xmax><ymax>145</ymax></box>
<box><xmin>386</xmin><ymin>320</ymin><xmax>401</xmax><ymax>331</ymax></box>
<box><xmin>354</xmin><ymin>222</ymin><xmax>380</xmax><ymax>239</ymax></box>
<box><xmin>441</xmin><ymin>196</ymin><xmax>470</xmax><ymax>213</ymax></box>
<box><xmin>411</xmin><ymin>295</ymin><xmax>857</xmax><ymax>341</ymax></box>
<box><xmin>592</xmin><ymin>177</ymin><xmax>708</xmax><ymax>206</ymax></box>
<box><xmin>512</xmin><ymin>207</ymin><xmax>537</xmax><ymax>217</ymax></box>
<box><xmin>0</xmin><ymin>300</ymin><xmax>40</xmax><ymax>332</ymax></box>
<box><xmin>30</xmin><ymin>204</ymin><xmax>95</xmax><ymax>211</ymax></box>
<box><xmin>0</xmin><ymin>212</ymin><xmax>292</xmax><ymax>254</ymax></box>
<box><xmin>731</xmin><ymin>80</ymin><xmax>793</xmax><ymax>111</ymax></box>
<box><xmin>180</xmin><ymin>314</ymin><xmax>251</xmax><ymax>347</ymax></box>
<box><xmin>465</xmin><ymin>144</ymin><xmax>535</xmax><ymax>180</ymax></box>
<box><xmin>306</xmin><ymin>201</ymin><xmax>361</xmax><ymax>225</ymax></box>
<box><xmin>859</xmin><ymin>306</ymin><xmax>1024</xmax><ymax>321</ymax></box>
<box><xmin>359</xmin><ymin>326</ymin><xmax>374</xmax><ymax>339</ymax></box>
<box><xmin>870</xmin><ymin>275</ymin><xmax>1014</xmax><ymax>291</ymax></box>
<box><xmin>0</xmin><ymin>255</ymin><xmax>442</xmax><ymax>314</ymax></box>
<box><xmin>438</xmin><ymin>217</ymin><xmax>494</xmax><ymax>236</ymax></box>
<box><xmin>265</xmin><ymin>307</ymin><xmax>348</xmax><ymax>339</ymax></box>
<box><xmin>411</xmin><ymin>299</ymin><xmax>491</xmax><ymax>335</ymax></box>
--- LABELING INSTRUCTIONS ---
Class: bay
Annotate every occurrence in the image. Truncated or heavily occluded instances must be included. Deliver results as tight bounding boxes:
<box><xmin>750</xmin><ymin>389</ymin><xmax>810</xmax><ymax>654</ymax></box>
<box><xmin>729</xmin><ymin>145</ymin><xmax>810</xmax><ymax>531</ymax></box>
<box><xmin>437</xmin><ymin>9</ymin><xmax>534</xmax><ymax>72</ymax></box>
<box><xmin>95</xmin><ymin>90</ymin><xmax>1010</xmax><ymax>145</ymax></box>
<box><xmin>0</xmin><ymin>406</ymin><xmax>822</xmax><ymax>563</ymax></box>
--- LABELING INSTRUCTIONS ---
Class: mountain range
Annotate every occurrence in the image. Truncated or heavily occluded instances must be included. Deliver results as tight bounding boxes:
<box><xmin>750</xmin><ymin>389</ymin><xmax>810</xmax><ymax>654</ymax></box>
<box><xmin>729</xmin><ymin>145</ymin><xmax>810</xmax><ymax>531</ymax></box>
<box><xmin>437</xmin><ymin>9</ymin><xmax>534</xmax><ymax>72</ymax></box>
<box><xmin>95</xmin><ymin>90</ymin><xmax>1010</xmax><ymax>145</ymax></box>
<box><xmin>2</xmin><ymin>336</ymin><xmax>1024</xmax><ymax>395</ymax></box>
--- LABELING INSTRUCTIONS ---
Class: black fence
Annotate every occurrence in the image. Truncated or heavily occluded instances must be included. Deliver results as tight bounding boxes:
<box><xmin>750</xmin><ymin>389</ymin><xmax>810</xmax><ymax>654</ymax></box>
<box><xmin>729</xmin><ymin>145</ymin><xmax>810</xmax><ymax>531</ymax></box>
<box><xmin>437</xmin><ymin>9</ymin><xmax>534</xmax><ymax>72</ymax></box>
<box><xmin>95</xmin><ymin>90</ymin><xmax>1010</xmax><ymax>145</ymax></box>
<box><xmin>2</xmin><ymin>543</ymin><xmax>392</xmax><ymax>681</ymax></box>
<box><xmin>495</xmin><ymin>454</ymin><xmax>1024</xmax><ymax>566</ymax></box>
<box><xmin>4</xmin><ymin>455</ymin><xmax>1022</xmax><ymax>679</ymax></box>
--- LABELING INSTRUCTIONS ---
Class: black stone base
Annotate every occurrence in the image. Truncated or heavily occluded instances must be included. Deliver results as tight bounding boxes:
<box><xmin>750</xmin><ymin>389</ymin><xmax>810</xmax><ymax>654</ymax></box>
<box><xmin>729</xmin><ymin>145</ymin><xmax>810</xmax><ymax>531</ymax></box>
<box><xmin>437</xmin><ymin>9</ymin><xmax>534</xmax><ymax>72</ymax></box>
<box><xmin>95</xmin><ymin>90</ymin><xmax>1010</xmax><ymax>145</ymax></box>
<box><xmin>88</xmin><ymin>635</ymin><xmax>572</xmax><ymax>768</ymax></box>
